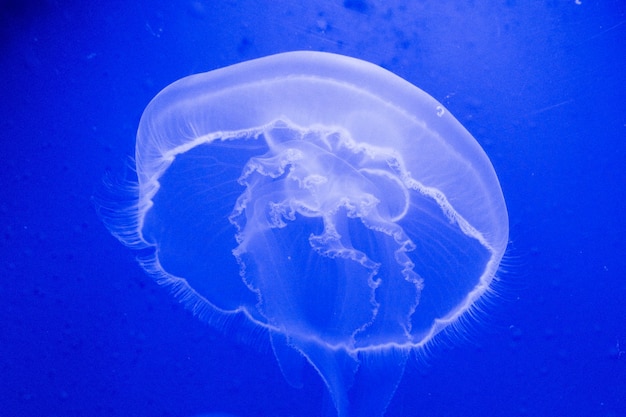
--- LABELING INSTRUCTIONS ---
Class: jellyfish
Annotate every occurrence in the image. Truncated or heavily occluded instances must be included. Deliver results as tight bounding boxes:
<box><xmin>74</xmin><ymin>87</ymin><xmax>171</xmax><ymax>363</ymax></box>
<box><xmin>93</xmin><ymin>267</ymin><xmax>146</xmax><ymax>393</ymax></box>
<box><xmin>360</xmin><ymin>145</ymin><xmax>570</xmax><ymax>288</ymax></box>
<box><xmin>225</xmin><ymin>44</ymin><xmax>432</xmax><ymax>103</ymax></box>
<box><xmin>99</xmin><ymin>51</ymin><xmax>508</xmax><ymax>417</ymax></box>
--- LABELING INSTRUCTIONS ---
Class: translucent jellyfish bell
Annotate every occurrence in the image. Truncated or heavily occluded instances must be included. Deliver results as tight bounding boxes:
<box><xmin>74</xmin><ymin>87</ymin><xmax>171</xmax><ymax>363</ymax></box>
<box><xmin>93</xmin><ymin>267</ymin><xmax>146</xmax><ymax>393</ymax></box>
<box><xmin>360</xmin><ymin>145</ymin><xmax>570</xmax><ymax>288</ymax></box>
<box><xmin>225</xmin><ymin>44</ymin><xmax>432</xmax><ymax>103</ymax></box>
<box><xmin>100</xmin><ymin>51</ymin><xmax>508</xmax><ymax>417</ymax></box>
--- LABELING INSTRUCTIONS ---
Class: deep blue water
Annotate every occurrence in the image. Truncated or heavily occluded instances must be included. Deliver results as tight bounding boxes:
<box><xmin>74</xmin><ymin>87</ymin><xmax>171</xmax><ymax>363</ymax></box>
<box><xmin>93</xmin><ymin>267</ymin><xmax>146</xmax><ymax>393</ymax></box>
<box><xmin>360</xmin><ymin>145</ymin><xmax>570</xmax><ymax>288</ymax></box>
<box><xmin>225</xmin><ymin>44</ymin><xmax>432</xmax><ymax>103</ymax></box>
<box><xmin>1</xmin><ymin>1</ymin><xmax>625</xmax><ymax>417</ymax></box>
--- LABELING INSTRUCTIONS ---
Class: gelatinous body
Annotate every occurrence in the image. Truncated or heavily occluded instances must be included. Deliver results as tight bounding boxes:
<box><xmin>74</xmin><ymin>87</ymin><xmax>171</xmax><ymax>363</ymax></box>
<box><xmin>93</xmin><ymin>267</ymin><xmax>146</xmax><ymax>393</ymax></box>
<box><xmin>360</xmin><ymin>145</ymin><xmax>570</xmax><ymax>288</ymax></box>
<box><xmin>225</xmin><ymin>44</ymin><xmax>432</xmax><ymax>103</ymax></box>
<box><xmin>101</xmin><ymin>51</ymin><xmax>508</xmax><ymax>417</ymax></box>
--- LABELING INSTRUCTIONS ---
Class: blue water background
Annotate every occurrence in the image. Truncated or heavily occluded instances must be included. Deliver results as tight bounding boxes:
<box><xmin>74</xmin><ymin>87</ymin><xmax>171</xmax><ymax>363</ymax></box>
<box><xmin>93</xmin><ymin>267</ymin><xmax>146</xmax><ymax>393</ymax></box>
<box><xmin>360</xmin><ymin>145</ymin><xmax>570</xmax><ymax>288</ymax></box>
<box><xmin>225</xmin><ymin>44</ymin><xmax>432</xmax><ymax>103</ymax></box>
<box><xmin>1</xmin><ymin>1</ymin><xmax>624</xmax><ymax>416</ymax></box>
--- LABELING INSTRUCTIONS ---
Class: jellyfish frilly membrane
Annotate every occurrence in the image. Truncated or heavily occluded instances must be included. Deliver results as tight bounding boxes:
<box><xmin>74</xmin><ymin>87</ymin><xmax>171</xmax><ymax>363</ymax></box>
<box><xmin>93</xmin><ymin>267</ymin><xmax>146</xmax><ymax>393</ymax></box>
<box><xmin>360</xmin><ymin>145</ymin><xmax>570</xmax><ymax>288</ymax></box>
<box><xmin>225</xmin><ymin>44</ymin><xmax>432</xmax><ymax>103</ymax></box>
<box><xmin>100</xmin><ymin>51</ymin><xmax>508</xmax><ymax>417</ymax></box>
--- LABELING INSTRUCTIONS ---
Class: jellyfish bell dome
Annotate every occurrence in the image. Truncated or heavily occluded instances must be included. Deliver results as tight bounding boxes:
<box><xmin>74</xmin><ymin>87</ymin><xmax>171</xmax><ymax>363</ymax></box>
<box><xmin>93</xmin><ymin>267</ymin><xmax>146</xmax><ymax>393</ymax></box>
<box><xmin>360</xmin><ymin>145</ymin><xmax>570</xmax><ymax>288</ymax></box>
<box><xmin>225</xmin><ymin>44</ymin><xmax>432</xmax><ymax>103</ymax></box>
<box><xmin>100</xmin><ymin>51</ymin><xmax>508</xmax><ymax>417</ymax></box>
